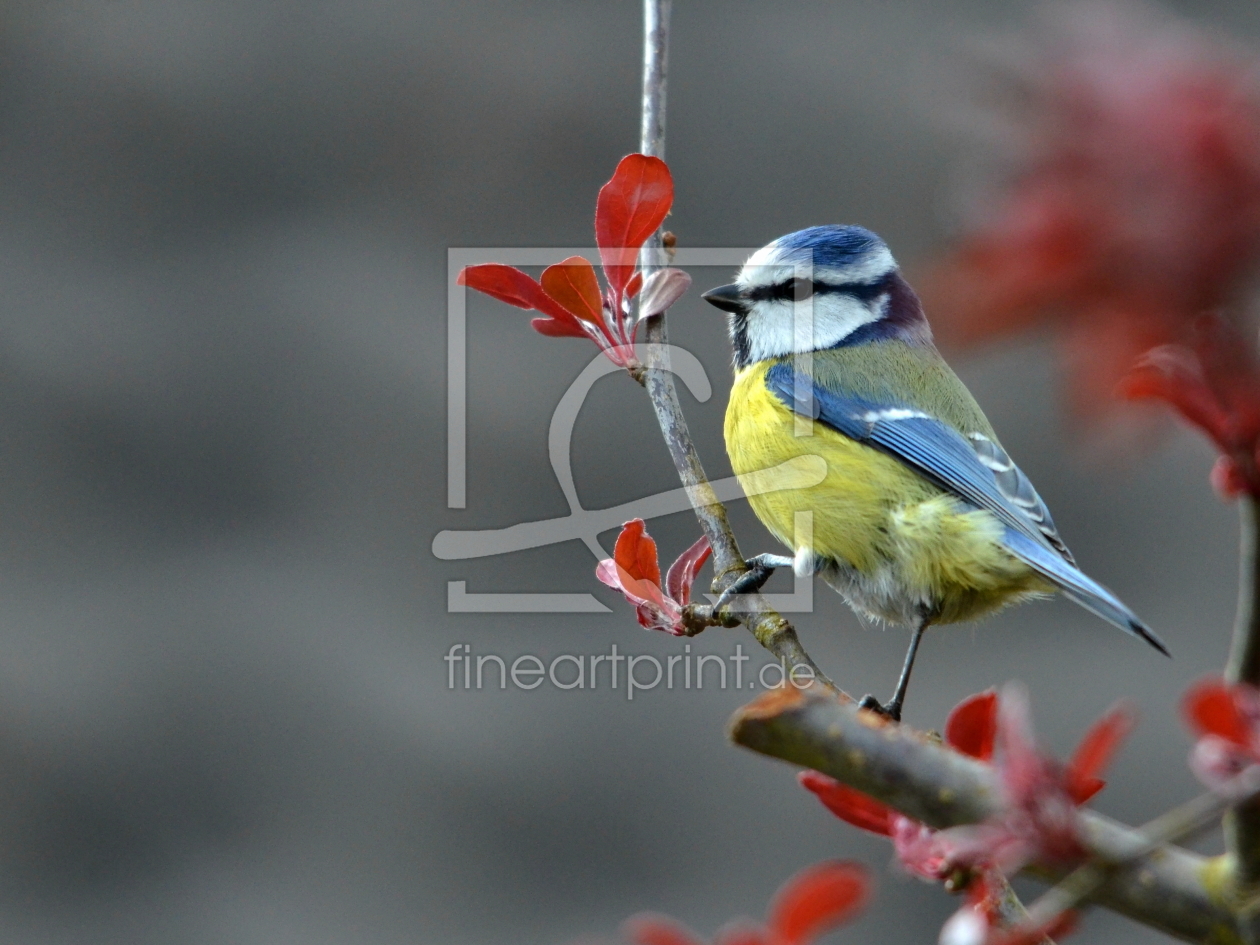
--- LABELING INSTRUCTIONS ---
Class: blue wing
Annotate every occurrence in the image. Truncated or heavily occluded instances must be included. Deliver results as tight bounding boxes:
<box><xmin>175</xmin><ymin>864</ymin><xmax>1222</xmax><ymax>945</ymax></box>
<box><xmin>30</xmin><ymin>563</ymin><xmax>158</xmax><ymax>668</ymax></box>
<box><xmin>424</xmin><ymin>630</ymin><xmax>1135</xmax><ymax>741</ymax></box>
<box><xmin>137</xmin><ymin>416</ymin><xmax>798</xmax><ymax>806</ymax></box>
<box><xmin>764</xmin><ymin>362</ymin><xmax>1168</xmax><ymax>655</ymax></box>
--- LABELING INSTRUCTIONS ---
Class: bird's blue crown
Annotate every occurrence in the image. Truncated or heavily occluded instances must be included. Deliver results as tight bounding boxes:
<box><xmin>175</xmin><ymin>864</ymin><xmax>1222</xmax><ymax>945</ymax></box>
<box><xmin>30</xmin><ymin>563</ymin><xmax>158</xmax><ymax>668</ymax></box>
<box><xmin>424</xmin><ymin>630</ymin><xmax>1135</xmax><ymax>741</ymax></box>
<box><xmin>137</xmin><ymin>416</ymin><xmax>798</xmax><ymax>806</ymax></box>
<box><xmin>768</xmin><ymin>225</ymin><xmax>886</xmax><ymax>272</ymax></box>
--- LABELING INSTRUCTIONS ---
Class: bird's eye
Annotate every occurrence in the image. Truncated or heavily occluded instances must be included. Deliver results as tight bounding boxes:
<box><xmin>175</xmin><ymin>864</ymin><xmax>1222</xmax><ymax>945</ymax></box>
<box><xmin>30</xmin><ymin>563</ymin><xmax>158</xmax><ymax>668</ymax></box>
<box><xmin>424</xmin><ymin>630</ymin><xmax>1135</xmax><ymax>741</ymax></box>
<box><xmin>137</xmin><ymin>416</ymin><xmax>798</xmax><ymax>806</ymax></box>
<box><xmin>790</xmin><ymin>278</ymin><xmax>814</xmax><ymax>301</ymax></box>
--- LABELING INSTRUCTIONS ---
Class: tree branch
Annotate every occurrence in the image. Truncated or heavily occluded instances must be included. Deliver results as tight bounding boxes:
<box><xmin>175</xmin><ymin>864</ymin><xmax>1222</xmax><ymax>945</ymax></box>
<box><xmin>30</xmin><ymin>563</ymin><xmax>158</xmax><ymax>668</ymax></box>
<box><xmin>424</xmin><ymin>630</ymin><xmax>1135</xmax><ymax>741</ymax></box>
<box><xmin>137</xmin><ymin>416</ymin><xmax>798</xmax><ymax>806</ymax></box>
<box><xmin>1017</xmin><ymin>767</ymin><xmax>1260</xmax><ymax>941</ymax></box>
<box><xmin>639</xmin><ymin>0</ymin><xmax>669</xmax><ymax>167</ymax></box>
<box><xmin>729</xmin><ymin>686</ymin><xmax>1243</xmax><ymax>945</ymax></box>
<box><xmin>1227</xmin><ymin>497</ymin><xmax>1260</xmax><ymax>896</ymax></box>
<box><xmin>633</xmin><ymin>0</ymin><xmax>846</xmax><ymax>697</ymax></box>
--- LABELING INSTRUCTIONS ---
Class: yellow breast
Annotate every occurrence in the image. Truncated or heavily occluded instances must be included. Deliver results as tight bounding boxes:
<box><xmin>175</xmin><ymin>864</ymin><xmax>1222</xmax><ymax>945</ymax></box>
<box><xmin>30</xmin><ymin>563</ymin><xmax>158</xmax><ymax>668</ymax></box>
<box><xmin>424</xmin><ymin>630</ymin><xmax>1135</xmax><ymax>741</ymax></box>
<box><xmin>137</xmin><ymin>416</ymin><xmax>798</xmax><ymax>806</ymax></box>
<box><xmin>723</xmin><ymin>360</ymin><xmax>1050</xmax><ymax>625</ymax></box>
<box><xmin>724</xmin><ymin>361</ymin><xmax>933</xmax><ymax>573</ymax></box>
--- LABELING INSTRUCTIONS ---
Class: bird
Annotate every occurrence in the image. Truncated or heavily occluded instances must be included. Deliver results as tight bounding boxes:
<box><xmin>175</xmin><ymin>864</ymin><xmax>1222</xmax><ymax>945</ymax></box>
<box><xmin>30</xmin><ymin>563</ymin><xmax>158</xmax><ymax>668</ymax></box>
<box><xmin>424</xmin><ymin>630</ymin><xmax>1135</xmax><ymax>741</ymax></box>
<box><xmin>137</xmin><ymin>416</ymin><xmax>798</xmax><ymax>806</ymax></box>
<box><xmin>701</xmin><ymin>224</ymin><xmax>1168</xmax><ymax>721</ymax></box>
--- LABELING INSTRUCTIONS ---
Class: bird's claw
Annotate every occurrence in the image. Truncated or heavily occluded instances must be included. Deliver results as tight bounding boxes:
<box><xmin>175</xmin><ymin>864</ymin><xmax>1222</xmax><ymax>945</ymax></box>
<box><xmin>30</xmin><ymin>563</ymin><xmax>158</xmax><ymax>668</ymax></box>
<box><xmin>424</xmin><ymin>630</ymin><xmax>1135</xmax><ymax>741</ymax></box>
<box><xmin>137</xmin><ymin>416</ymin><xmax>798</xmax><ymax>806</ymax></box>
<box><xmin>712</xmin><ymin>554</ymin><xmax>793</xmax><ymax>614</ymax></box>
<box><xmin>858</xmin><ymin>694</ymin><xmax>900</xmax><ymax>722</ymax></box>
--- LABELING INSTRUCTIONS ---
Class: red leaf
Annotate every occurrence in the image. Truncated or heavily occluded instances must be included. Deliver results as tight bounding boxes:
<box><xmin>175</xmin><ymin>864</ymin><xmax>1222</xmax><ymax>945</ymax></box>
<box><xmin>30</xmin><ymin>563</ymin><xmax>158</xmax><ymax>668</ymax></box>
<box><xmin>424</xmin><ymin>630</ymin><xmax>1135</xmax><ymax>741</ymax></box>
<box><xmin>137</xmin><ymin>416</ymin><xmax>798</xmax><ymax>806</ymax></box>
<box><xmin>766</xmin><ymin>861</ymin><xmax>871</xmax><ymax>945</ymax></box>
<box><xmin>798</xmin><ymin>771</ymin><xmax>894</xmax><ymax>837</ymax></box>
<box><xmin>621</xmin><ymin>914</ymin><xmax>706</xmax><ymax>945</ymax></box>
<box><xmin>1064</xmin><ymin>703</ymin><xmax>1134</xmax><ymax>805</ymax></box>
<box><xmin>665</xmin><ymin>536</ymin><xmax>711</xmax><ymax>606</ymax></box>
<box><xmin>945</xmin><ymin>690</ymin><xmax>999</xmax><ymax>761</ymax></box>
<box><xmin>1118</xmin><ymin>347</ymin><xmax>1232</xmax><ymax>448</ymax></box>
<box><xmin>540</xmin><ymin>256</ymin><xmax>604</xmax><ymax>326</ymax></box>
<box><xmin>599</xmin><ymin>521</ymin><xmax>680</xmax><ymax>628</ymax></box>
<box><xmin>595</xmin><ymin>154</ymin><xmax>673</xmax><ymax>303</ymax></box>
<box><xmin>458</xmin><ymin>264</ymin><xmax>589</xmax><ymax>338</ymax></box>
<box><xmin>1184</xmin><ymin>678</ymin><xmax>1252</xmax><ymax>746</ymax></box>
<box><xmin>614</xmin><ymin>519</ymin><xmax>662</xmax><ymax>587</ymax></box>
<box><xmin>1068</xmin><ymin>777</ymin><xmax>1106</xmax><ymax>805</ymax></box>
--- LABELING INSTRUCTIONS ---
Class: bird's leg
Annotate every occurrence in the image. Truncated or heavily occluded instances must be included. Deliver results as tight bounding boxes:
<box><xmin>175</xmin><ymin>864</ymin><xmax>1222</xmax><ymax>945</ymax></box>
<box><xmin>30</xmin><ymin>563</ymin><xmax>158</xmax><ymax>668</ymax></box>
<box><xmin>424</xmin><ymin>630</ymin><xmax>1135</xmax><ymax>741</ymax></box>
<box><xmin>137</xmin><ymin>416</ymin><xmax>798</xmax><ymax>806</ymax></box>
<box><xmin>711</xmin><ymin>554</ymin><xmax>794</xmax><ymax>614</ymax></box>
<box><xmin>859</xmin><ymin>612</ymin><xmax>931</xmax><ymax>723</ymax></box>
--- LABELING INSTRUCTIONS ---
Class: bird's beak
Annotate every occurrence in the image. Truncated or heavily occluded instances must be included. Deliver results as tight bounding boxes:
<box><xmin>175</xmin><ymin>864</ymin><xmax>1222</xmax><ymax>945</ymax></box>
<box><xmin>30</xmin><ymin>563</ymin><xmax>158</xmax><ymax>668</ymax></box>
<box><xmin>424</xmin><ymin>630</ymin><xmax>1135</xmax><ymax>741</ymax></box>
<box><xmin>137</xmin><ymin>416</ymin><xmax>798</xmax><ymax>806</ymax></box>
<box><xmin>701</xmin><ymin>283</ymin><xmax>748</xmax><ymax>315</ymax></box>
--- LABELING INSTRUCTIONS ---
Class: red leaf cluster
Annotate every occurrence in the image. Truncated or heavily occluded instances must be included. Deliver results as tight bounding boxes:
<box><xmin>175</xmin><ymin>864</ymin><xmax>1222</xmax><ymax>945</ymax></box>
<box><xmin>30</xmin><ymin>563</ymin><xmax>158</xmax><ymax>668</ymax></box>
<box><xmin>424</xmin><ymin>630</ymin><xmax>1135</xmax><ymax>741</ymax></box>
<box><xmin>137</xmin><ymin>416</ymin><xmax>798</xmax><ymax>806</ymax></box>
<box><xmin>595</xmin><ymin>519</ymin><xmax>711</xmax><ymax>635</ymax></box>
<box><xmin>1183</xmin><ymin>677</ymin><xmax>1260</xmax><ymax>788</ymax></box>
<box><xmin>799</xmin><ymin>690</ymin><xmax>1000</xmax><ymax>882</ymax></box>
<box><xmin>622</xmin><ymin>861</ymin><xmax>871</xmax><ymax>945</ymax></box>
<box><xmin>922</xmin><ymin>7</ymin><xmax>1260</xmax><ymax>414</ymax></box>
<box><xmin>457</xmin><ymin>155</ymin><xmax>687</xmax><ymax>370</ymax></box>
<box><xmin>1119</xmin><ymin>315</ymin><xmax>1260</xmax><ymax>498</ymax></box>
<box><xmin>801</xmin><ymin>687</ymin><xmax>1129</xmax><ymax>943</ymax></box>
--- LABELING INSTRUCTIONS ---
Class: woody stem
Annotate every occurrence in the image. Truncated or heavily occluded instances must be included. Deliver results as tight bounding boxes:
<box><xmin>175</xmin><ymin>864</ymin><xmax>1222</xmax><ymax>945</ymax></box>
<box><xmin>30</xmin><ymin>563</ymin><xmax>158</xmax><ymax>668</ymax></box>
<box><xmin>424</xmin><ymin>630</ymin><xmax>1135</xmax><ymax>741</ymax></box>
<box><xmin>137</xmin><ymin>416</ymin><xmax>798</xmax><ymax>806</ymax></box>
<box><xmin>729</xmin><ymin>686</ymin><xmax>1237</xmax><ymax>943</ymax></box>
<box><xmin>634</xmin><ymin>0</ymin><xmax>844</xmax><ymax>696</ymax></box>
<box><xmin>1226</xmin><ymin>496</ymin><xmax>1260</xmax><ymax>894</ymax></box>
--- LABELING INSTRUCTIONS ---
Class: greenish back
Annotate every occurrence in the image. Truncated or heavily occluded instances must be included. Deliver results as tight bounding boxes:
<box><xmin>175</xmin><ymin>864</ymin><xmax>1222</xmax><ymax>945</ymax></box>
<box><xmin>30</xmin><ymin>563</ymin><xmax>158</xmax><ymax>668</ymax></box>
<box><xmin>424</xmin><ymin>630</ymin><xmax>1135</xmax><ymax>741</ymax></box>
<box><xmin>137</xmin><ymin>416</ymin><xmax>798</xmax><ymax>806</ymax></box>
<box><xmin>795</xmin><ymin>341</ymin><xmax>999</xmax><ymax>442</ymax></box>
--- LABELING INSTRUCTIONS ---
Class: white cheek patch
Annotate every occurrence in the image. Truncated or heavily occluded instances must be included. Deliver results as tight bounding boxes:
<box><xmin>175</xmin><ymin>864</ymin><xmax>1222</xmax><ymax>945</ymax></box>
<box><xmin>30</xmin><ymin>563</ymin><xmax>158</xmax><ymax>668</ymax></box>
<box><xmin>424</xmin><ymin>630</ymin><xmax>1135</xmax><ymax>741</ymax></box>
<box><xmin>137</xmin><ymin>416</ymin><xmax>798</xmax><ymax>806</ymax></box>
<box><xmin>743</xmin><ymin>292</ymin><xmax>886</xmax><ymax>362</ymax></box>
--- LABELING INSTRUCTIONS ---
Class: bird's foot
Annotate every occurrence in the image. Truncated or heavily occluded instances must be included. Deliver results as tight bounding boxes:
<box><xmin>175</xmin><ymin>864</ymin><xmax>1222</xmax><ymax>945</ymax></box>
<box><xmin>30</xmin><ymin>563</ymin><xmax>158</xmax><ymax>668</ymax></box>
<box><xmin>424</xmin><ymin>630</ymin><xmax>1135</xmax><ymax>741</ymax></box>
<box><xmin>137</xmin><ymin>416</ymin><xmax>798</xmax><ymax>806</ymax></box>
<box><xmin>711</xmin><ymin>554</ymin><xmax>794</xmax><ymax>614</ymax></box>
<box><xmin>860</xmin><ymin>616</ymin><xmax>927</xmax><ymax>723</ymax></box>
<box><xmin>857</xmin><ymin>694</ymin><xmax>900</xmax><ymax>722</ymax></box>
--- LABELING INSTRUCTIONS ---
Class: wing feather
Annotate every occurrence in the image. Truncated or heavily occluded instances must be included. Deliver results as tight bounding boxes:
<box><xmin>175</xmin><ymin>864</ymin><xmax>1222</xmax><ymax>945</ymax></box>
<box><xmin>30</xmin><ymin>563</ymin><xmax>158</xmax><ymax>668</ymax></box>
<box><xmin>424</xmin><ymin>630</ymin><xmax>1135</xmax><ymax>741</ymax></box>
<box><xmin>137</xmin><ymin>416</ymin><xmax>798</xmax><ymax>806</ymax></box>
<box><xmin>765</xmin><ymin>363</ymin><xmax>1068</xmax><ymax>560</ymax></box>
<box><xmin>764</xmin><ymin>362</ymin><xmax>1168</xmax><ymax>654</ymax></box>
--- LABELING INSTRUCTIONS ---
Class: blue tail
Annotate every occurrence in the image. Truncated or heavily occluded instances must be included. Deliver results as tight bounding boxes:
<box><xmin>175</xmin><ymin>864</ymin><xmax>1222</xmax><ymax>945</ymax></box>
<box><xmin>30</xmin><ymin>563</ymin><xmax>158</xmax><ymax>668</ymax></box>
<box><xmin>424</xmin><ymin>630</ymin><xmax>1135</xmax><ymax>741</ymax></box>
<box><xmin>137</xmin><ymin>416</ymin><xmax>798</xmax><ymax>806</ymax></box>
<box><xmin>1002</xmin><ymin>528</ymin><xmax>1170</xmax><ymax>656</ymax></box>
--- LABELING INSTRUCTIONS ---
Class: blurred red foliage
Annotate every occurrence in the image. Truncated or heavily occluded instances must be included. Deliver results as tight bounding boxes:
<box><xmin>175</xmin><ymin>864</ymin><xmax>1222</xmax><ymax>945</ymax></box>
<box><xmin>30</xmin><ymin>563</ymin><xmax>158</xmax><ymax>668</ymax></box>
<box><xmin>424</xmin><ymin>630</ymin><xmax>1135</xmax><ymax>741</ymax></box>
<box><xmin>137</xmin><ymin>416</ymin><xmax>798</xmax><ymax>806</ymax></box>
<box><xmin>799</xmin><ymin>690</ymin><xmax>999</xmax><ymax>882</ymax></box>
<box><xmin>801</xmin><ymin>688</ymin><xmax>1119</xmax><ymax>943</ymax></box>
<box><xmin>621</xmin><ymin>861</ymin><xmax>871</xmax><ymax>945</ymax></box>
<box><xmin>923</xmin><ymin>6</ymin><xmax>1260</xmax><ymax>415</ymax></box>
<box><xmin>1119</xmin><ymin>315</ymin><xmax>1260</xmax><ymax>497</ymax></box>
<box><xmin>801</xmin><ymin>687</ymin><xmax>1130</xmax><ymax>880</ymax></box>
<box><xmin>1183</xmin><ymin>676</ymin><xmax>1260</xmax><ymax>788</ymax></box>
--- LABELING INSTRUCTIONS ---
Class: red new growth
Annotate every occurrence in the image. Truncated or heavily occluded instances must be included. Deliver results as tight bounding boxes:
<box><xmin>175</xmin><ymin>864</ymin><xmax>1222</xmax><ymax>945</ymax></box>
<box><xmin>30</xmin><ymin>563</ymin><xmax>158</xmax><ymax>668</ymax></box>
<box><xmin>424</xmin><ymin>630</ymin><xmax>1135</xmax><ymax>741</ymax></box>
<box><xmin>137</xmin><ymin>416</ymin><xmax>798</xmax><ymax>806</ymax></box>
<box><xmin>1183</xmin><ymin>677</ymin><xmax>1260</xmax><ymax>788</ymax></box>
<box><xmin>1119</xmin><ymin>316</ymin><xmax>1260</xmax><ymax>499</ymax></box>
<box><xmin>622</xmin><ymin>861</ymin><xmax>871</xmax><ymax>945</ymax></box>
<box><xmin>457</xmin><ymin>154</ymin><xmax>689</xmax><ymax>371</ymax></box>
<box><xmin>945</xmin><ymin>690</ymin><xmax>999</xmax><ymax>762</ymax></box>
<box><xmin>596</xmin><ymin>519</ymin><xmax>711</xmax><ymax>636</ymax></box>
<box><xmin>597</xmin><ymin>154</ymin><xmax>675</xmax><ymax>310</ymax></box>
<box><xmin>799</xmin><ymin>689</ymin><xmax>1000</xmax><ymax>882</ymax></box>
<box><xmin>801</xmin><ymin>687</ymin><xmax>1132</xmax><ymax>885</ymax></box>
<box><xmin>766</xmin><ymin>862</ymin><xmax>870</xmax><ymax>945</ymax></box>
<box><xmin>1064</xmin><ymin>704</ymin><xmax>1134</xmax><ymax>805</ymax></box>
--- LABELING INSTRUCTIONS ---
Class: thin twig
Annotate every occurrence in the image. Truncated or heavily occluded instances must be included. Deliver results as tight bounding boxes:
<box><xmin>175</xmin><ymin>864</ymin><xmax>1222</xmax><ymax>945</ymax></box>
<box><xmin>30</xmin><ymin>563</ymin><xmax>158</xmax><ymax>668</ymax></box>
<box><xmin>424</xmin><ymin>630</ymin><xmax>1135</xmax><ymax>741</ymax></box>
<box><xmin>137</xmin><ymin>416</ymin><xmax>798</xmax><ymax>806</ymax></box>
<box><xmin>991</xmin><ymin>874</ymin><xmax>1057</xmax><ymax>945</ymax></box>
<box><xmin>1015</xmin><ymin>767</ymin><xmax>1260</xmax><ymax>941</ymax></box>
<box><xmin>640</xmin><ymin>0</ymin><xmax>669</xmax><ymax>167</ymax></box>
<box><xmin>1227</xmin><ymin>497</ymin><xmax>1260</xmax><ymax>896</ymax></box>
<box><xmin>728</xmin><ymin>685</ymin><xmax>1240</xmax><ymax>944</ymax></box>
<box><xmin>633</xmin><ymin>0</ymin><xmax>846</xmax><ymax>697</ymax></box>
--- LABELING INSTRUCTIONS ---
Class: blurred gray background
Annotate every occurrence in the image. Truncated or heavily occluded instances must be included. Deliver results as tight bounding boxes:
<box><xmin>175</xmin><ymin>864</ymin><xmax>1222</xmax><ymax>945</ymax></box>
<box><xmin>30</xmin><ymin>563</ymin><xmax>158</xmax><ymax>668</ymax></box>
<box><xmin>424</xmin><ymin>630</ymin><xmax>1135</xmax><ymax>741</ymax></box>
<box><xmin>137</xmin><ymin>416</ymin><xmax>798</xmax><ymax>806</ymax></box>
<box><xmin>0</xmin><ymin>1</ymin><xmax>1254</xmax><ymax>943</ymax></box>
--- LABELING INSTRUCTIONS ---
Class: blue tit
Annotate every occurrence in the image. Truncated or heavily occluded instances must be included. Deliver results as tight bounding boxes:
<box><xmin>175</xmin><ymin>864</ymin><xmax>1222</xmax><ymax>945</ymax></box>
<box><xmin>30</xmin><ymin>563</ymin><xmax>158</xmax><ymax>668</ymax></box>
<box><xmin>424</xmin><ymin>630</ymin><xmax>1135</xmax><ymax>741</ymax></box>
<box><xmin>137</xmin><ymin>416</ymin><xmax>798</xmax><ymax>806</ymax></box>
<box><xmin>702</xmin><ymin>225</ymin><xmax>1167</xmax><ymax>720</ymax></box>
